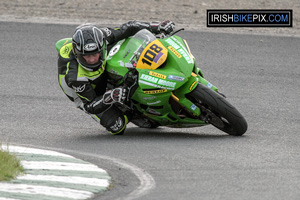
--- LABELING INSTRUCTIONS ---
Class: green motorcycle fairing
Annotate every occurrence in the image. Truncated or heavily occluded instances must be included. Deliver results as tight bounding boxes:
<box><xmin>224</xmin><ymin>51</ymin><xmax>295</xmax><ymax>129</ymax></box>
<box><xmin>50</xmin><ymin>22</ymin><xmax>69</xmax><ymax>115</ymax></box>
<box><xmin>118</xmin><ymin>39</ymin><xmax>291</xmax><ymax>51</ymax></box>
<box><xmin>105</xmin><ymin>29</ymin><xmax>218</xmax><ymax>127</ymax></box>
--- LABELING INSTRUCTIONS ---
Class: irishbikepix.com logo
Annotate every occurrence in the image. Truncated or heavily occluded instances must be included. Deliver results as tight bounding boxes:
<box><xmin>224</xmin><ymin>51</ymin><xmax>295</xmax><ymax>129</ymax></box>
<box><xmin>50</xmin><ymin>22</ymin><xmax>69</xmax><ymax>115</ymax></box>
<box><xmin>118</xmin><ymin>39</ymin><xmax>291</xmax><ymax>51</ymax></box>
<box><xmin>207</xmin><ymin>10</ymin><xmax>293</xmax><ymax>27</ymax></box>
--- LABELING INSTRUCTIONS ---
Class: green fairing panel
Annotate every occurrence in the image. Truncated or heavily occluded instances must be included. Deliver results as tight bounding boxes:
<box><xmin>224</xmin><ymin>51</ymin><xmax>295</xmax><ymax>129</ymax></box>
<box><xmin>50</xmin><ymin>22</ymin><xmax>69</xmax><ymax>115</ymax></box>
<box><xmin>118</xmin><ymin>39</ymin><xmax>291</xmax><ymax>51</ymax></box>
<box><xmin>56</xmin><ymin>38</ymin><xmax>72</xmax><ymax>52</ymax></box>
<box><xmin>160</xmin><ymin>36</ymin><xmax>194</xmax><ymax>77</ymax></box>
<box><xmin>106</xmin><ymin>39</ymin><xmax>131</xmax><ymax>85</ymax></box>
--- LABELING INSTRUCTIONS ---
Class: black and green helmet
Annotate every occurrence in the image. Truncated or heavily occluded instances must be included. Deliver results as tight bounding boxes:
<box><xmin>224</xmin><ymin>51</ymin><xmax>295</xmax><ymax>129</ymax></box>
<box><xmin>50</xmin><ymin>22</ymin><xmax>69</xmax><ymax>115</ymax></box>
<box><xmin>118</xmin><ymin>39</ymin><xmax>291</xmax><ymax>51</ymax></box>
<box><xmin>72</xmin><ymin>24</ymin><xmax>107</xmax><ymax>71</ymax></box>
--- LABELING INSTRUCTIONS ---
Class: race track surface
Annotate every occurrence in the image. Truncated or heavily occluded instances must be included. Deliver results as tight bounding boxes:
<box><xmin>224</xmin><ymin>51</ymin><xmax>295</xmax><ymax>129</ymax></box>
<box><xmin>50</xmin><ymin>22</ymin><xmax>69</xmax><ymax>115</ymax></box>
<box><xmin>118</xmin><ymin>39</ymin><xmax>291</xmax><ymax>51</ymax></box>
<box><xmin>1</xmin><ymin>21</ymin><xmax>300</xmax><ymax>200</ymax></box>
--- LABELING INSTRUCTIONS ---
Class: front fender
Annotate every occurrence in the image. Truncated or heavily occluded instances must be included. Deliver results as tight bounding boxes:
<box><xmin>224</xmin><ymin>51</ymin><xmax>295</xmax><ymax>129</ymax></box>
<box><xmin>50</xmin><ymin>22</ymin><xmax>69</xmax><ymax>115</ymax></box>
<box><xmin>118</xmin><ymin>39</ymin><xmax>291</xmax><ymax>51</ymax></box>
<box><xmin>171</xmin><ymin>76</ymin><xmax>200</xmax><ymax>116</ymax></box>
<box><xmin>171</xmin><ymin>74</ymin><xmax>219</xmax><ymax>116</ymax></box>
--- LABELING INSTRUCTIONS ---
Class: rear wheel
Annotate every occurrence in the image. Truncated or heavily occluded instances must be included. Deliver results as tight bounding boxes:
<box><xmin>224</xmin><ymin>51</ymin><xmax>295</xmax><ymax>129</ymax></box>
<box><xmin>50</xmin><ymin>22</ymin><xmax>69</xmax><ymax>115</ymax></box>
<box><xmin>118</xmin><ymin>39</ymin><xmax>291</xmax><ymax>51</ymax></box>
<box><xmin>186</xmin><ymin>84</ymin><xmax>247</xmax><ymax>136</ymax></box>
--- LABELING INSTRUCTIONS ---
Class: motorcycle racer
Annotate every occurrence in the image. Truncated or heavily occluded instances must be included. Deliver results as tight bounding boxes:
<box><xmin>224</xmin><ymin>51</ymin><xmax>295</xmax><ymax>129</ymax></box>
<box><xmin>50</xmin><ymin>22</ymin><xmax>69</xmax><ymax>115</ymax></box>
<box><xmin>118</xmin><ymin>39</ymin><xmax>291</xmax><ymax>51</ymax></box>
<box><xmin>57</xmin><ymin>20</ymin><xmax>175</xmax><ymax>135</ymax></box>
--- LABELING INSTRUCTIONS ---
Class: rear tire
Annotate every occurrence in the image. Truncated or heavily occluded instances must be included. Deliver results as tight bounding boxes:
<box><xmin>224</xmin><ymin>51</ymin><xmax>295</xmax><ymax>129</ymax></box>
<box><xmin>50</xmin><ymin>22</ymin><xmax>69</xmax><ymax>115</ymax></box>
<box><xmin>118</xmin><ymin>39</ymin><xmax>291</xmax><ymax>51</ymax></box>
<box><xmin>186</xmin><ymin>84</ymin><xmax>247</xmax><ymax>136</ymax></box>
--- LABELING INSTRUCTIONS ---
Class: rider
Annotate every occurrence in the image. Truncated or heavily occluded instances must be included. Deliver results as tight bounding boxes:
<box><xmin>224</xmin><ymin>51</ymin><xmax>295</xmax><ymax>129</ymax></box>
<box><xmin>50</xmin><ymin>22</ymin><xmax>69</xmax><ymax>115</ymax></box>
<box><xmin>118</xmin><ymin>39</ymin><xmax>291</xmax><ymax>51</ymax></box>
<box><xmin>57</xmin><ymin>20</ymin><xmax>175</xmax><ymax>135</ymax></box>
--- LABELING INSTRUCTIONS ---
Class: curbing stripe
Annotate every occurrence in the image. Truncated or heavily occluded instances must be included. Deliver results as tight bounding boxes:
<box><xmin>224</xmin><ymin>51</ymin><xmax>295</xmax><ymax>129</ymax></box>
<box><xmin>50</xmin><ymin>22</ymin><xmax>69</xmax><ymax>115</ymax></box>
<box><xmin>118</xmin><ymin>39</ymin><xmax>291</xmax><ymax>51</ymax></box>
<box><xmin>0</xmin><ymin>183</ymin><xmax>93</xmax><ymax>199</ymax></box>
<box><xmin>2</xmin><ymin>145</ymin><xmax>73</xmax><ymax>158</ymax></box>
<box><xmin>0</xmin><ymin>145</ymin><xmax>111</xmax><ymax>200</ymax></box>
<box><xmin>25</xmin><ymin>169</ymin><xmax>111</xmax><ymax>179</ymax></box>
<box><xmin>11</xmin><ymin>180</ymin><xmax>107</xmax><ymax>193</ymax></box>
<box><xmin>21</xmin><ymin>161</ymin><xmax>107</xmax><ymax>172</ymax></box>
<box><xmin>17</xmin><ymin>174</ymin><xmax>109</xmax><ymax>187</ymax></box>
<box><xmin>0</xmin><ymin>191</ymin><xmax>75</xmax><ymax>200</ymax></box>
<box><xmin>0</xmin><ymin>197</ymin><xmax>21</xmax><ymax>200</ymax></box>
<box><xmin>14</xmin><ymin>153</ymin><xmax>90</xmax><ymax>164</ymax></box>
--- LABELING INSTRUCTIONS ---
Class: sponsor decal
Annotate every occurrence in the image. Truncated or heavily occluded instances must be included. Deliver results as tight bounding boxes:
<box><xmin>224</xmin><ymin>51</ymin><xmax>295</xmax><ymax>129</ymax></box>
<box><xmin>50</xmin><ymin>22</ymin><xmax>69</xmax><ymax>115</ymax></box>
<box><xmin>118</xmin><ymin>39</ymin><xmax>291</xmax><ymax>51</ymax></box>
<box><xmin>149</xmin><ymin>71</ymin><xmax>166</xmax><ymax>79</ymax></box>
<box><xmin>142</xmin><ymin>96</ymin><xmax>157</xmax><ymax>100</ymax></box>
<box><xmin>206</xmin><ymin>82</ymin><xmax>213</xmax><ymax>88</ymax></box>
<box><xmin>119</xmin><ymin>61</ymin><xmax>134</xmax><ymax>68</ymax></box>
<box><xmin>125</xmin><ymin>63</ymin><xmax>134</xmax><ymax>68</ymax></box>
<box><xmin>109</xmin><ymin>44</ymin><xmax>120</xmax><ymax>56</ymax></box>
<box><xmin>84</xmin><ymin>43</ymin><xmax>97</xmax><ymax>51</ymax></box>
<box><xmin>140</xmin><ymin>74</ymin><xmax>176</xmax><ymax>88</ymax></box>
<box><xmin>146</xmin><ymin>100</ymin><xmax>161</xmax><ymax>105</ymax></box>
<box><xmin>157</xmin><ymin>79</ymin><xmax>176</xmax><ymax>88</ymax></box>
<box><xmin>191</xmin><ymin>104</ymin><xmax>197</xmax><ymax>111</ymax></box>
<box><xmin>168</xmin><ymin>46</ymin><xmax>182</xmax><ymax>58</ymax></box>
<box><xmin>165</xmin><ymin>37</ymin><xmax>193</xmax><ymax>64</ymax></box>
<box><xmin>72</xmin><ymin>84</ymin><xmax>86</xmax><ymax>93</ymax></box>
<box><xmin>139</xmin><ymin>80</ymin><xmax>175</xmax><ymax>90</ymax></box>
<box><xmin>147</xmin><ymin>108</ymin><xmax>161</xmax><ymax>115</ymax></box>
<box><xmin>144</xmin><ymin>89</ymin><xmax>167</xmax><ymax>94</ymax></box>
<box><xmin>178</xmin><ymin>49</ymin><xmax>193</xmax><ymax>64</ymax></box>
<box><xmin>168</xmin><ymin>75</ymin><xmax>185</xmax><ymax>82</ymax></box>
<box><xmin>141</xmin><ymin>74</ymin><xmax>158</xmax><ymax>83</ymax></box>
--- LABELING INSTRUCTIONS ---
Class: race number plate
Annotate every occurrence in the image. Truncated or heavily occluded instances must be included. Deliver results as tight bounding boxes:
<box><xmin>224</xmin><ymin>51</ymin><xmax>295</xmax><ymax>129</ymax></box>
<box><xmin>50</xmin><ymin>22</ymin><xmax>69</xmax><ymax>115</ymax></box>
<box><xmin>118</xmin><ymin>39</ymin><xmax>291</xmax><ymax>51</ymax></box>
<box><xmin>137</xmin><ymin>40</ymin><xmax>168</xmax><ymax>70</ymax></box>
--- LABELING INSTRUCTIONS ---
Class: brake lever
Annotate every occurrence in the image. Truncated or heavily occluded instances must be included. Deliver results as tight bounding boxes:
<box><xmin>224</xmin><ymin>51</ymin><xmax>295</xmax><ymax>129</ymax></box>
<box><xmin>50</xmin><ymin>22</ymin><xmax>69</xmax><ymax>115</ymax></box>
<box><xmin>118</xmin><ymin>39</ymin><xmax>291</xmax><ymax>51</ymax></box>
<box><xmin>171</xmin><ymin>28</ymin><xmax>185</xmax><ymax>36</ymax></box>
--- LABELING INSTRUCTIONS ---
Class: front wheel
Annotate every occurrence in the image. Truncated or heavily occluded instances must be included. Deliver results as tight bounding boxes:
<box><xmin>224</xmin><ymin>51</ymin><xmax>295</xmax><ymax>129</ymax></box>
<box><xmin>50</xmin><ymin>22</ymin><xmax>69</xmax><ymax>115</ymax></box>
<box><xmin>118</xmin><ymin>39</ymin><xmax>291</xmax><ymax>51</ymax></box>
<box><xmin>186</xmin><ymin>84</ymin><xmax>248</xmax><ymax>136</ymax></box>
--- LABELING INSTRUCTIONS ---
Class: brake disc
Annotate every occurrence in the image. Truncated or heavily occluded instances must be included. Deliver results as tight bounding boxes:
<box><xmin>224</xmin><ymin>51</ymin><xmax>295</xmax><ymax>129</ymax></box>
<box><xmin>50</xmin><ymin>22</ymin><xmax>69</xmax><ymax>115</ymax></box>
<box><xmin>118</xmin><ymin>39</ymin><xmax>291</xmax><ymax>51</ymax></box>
<box><xmin>199</xmin><ymin>105</ymin><xmax>224</xmax><ymax>128</ymax></box>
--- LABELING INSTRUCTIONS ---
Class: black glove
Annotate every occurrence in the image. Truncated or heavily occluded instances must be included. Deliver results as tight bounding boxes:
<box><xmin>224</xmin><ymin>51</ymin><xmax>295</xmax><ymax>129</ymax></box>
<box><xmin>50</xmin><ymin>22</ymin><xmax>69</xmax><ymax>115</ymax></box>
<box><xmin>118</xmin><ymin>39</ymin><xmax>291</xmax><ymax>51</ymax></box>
<box><xmin>150</xmin><ymin>20</ymin><xmax>175</xmax><ymax>35</ymax></box>
<box><xmin>103</xmin><ymin>87</ymin><xmax>127</xmax><ymax>105</ymax></box>
<box><xmin>158</xmin><ymin>20</ymin><xmax>175</xmax><ymax>34</ymax></box>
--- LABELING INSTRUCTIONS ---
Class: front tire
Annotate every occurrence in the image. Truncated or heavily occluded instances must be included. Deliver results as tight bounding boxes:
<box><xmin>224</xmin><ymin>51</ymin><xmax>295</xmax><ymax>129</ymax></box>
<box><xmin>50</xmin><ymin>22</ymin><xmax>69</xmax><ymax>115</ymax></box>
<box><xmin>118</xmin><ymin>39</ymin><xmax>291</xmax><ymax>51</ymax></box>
<box><xmin>186</xmin><ymin>84</ymin><xmax>248</xmax><ymax>136</ymax></box>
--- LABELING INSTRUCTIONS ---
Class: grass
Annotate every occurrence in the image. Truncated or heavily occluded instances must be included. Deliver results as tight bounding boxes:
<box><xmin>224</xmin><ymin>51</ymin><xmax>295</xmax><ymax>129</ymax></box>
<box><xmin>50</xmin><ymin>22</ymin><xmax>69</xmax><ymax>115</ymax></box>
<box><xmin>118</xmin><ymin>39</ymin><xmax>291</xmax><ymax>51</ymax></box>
<box><xmin>0</xmin><ymin>146</ymin><xmax>24</xmax><ymax>181</ymax></box>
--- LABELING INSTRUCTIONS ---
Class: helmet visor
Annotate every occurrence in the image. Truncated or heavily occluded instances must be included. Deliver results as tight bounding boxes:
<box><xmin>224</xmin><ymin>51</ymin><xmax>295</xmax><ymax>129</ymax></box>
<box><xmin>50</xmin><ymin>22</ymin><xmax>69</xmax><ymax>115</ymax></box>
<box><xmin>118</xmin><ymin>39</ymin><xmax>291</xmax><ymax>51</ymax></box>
<box><xmin>76</xmin><ymin>49</ymin><xmax>104</xmax><ymax>71</ymax></box>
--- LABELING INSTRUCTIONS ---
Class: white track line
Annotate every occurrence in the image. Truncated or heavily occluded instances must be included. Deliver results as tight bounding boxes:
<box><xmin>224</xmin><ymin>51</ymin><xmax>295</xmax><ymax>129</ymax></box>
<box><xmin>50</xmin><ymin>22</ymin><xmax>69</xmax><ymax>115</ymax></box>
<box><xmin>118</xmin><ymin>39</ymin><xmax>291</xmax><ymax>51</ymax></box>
<box><xmin>56</xmin><ymin>149</ymin><xmax>156</xmax><ymax>200</ymax></box>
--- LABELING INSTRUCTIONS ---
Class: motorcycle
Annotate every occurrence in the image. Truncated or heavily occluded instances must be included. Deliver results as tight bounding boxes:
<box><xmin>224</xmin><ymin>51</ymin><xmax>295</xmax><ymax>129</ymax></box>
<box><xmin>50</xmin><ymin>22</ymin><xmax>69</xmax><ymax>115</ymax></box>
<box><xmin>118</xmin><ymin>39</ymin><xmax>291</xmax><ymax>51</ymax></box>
<box><xmin>56</xmin><ymin>28</ymin><xmax>247</xmax><ymax>136</ymax></box>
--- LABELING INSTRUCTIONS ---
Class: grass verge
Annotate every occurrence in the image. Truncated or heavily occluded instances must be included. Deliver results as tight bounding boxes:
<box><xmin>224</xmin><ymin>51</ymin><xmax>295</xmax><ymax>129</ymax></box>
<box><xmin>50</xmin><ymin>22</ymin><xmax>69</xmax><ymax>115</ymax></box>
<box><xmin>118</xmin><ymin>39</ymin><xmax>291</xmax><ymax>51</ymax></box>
<box><xmin>0</xmin><ymin>146</ymin><xmax>24</xmax><ymax>181</ymax></box>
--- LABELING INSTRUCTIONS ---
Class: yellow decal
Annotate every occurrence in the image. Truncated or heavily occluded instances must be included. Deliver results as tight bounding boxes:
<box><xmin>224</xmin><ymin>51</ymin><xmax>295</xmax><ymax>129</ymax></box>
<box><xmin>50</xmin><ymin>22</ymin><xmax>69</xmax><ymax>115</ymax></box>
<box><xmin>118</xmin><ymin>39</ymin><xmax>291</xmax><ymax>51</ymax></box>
<box><xmin>63</xmin><ymin>39</ymin><xmax>70</xmax><ymax>46</ymax></box>
<box><xmin>149</xmin><ymin>71</ymin><xmax>166</xmax><ymax>79</ymax></box>
<box><xmin>168</xmin><ymin>46</ymin><xmax>182</xmax><ymax>58</ymax></box>
<box><xmin>191</xmin><ymin>72</ymin><xmax>197</xmax><ymax>77</ymax></box>
<box><xmin>183</xmin><ymin>39</ymin><xmax>194</xmax><ymax>59</ymax></box>
<box><xmin>60</xmin><ymin>43</ymin><xmax>72</xmax><ymax>59</ymax></box>
<box><xmin>189</xmin><ymin>81</ymin><xmax>197</xmax><ymax>90</ymax></box>
<box><xmin>144</xmin><ymin>89</ymin><xmax>168</xmax><ymax>94</ymax></box>
<box><xmin>137</xmin><ymin>40</ymin><xmax>168</xmax><ymax>70</ymax></box>
<box><xmin>171</xmin><ymin>92</ymin><xmax>179</xmax><ymax>102</ymax></box>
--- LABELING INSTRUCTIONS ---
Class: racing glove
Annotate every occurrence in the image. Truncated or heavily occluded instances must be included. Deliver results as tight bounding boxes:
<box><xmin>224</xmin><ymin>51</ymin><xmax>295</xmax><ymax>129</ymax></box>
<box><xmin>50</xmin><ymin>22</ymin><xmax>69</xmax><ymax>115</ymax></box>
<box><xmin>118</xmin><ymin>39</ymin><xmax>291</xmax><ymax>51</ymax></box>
<box><xmin>102</xmin><ymin>87</ymin><xmax>127</xmax><ymax>105</ymax></box>
<box><xmin>150</xmin><ymin>20</ymin><xmax>175</xmax><ymax>34</ymax></box>
<box><xmin>83</xmin><ymin>87</ymin><xmax>127</xmax><ymax>114</ymax></box>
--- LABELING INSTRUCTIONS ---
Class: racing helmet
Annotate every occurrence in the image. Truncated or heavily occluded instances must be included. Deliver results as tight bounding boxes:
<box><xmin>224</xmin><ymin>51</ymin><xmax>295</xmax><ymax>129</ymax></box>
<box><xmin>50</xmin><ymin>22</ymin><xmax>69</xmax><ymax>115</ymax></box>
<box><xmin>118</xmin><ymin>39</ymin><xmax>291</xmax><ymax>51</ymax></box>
<box><xmin>72</xmin><ymin>24</ymin><xmax>107</xmax><ymax>71</ymax></box>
